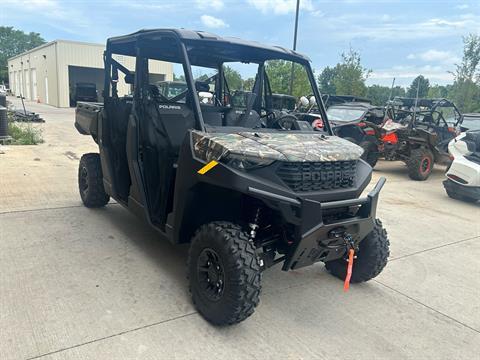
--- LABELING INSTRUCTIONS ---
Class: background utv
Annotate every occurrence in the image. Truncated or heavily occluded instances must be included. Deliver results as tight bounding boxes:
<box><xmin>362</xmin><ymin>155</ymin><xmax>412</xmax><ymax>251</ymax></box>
<box><xmin>75</xmin><ymin>29</ymin><xmax>390</xmax><ymax>325</ymax></box>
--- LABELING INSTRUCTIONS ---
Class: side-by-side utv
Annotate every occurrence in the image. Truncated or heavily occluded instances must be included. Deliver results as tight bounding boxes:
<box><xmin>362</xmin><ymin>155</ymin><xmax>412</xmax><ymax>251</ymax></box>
<box><xmin>369</xmin><ymin>97</ymin><xmax>463</xmax><ymax>180</ymax></box>
<box><xmin>75</xmin><ymin>29</ymin><xmax>390</xmax><ymax>325</ymax></box>
<box><xmin>326</xmin><ymin>99</ymin><xmax>385</xmax><ymax>167</ymax></box>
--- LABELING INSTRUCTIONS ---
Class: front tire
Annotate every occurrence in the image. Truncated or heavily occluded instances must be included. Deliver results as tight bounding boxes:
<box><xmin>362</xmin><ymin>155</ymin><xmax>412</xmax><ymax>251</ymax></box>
<box><xmin>188</xmin><ymin>222</ymin><xmax>262</xmax><ymax>325</ymax></box>
<box><xmin>407</xmin><ymin>148</ymin><xmax>434</xmax><ymax>181</ymax></box>
<box><xmin>78</xmin><ymin>153</ymin><xmax>110</xmax><ymax>208</ymax></box>
<box><xmin>325</xmin><ymin>219</ymin><xmax>390</xmax><ymax>283</ymax></box>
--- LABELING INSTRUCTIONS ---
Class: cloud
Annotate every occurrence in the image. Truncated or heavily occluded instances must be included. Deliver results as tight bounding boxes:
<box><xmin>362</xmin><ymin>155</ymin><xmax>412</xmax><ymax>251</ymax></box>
<box><xmin>369</xmin><ymin>65</ymin><xmax>454</xmax><ymax>86</ymax></box>
<box><xmin>201</xmin><ymin>14</ymin><xmax>228</xmax><ymax>28</ymax></box>
<box><xmin>456</xmin><ymin>4</ymin><xmax>469</xmax><ymax>10</ymax></box>
<box><xmin>311</xmin><ymin>9</ymin><xmax>324</xmax><ymax>17</ymax></box>
<box><xmin>196</xmin><ymin>0</ymin><xmax>224</xmax><ymax>11</ymax></box>
<box><xmin>247</xmin><ymin>0</ymin><xmax>315</xmax><ymax>15</ymax></box>
<box><xmin>381</xmin><ymin>14</ymin><xmax>392</xmax><ymax>22</ymax></box>
<box><xmin>123</xmin><ymin>2</ymin><xmax>173</xmax><ymax>10</ymax></box>
<box><xmin>322</xmin><ymin>13</ymin><xmax>480</xmax><ymax>41</ymax></box>
<box><xmin>4</xmin><ymin>0</ymin><xmax>91</xmax><ymax>32</ymax></box>
<box><xmin>407</xmin><ymin>50</ymin><xmax>460</xmax><ymax>65</ymax></box>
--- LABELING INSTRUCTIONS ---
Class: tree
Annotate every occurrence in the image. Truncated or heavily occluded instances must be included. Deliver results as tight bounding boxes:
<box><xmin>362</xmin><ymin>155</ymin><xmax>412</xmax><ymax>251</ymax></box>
<box><xmin>223</xmin><ymin>65</ymin><xmax>243</xmax><ymax>90</ymax></box>
<box><xmin>317</xmin><ymin>66</ymin><xmax>337</xmax><ymax>94</ymax></box>
<box><xmin>173</xmin><ymin>73</ymin><xmax>185</xmax><ymax>81</ymax></box>
<box><xmin>427</xmin><ymin>84</ymin><xmax>450</xmax><ymax>98</ymax></box>
<box><xmin>265</xmin><ymin>60</ymin><xmax>311</xmax><ymax>98</ymax></box>
<box><xmin>0</xmin><ymin>26</ymin><xmax>46</xmax><ymax>84</ymax></box>
<box><xmin>451</xmin><ymin>79</ymin><xmax>480</xmax><ymax>112</ymax></box>
<box><xmin>333</xmin><ymin>49</ymin><xmax>371</xmax><ymax>96</ymax></box>
<box><xmin>452</xmin><ymin>34</ymin><xmax>480</xmax><ymax>82</ymax></box>
<box><xmin>406</xmin><ymin>75</ymin><xmax>430</xmax><ymax>98</ymax></box>
<box><xmin>450</xmin><ymin>34</ymin><xmax>480</xmax><ymax>112</ymax></box>
<box><xmin>317</xmin><ymin>48</ymin><xmax>370</xmax><ymax>97</ymax></box>
<box><xmin>242</xmin><ymin>77</ymin><xmax>255</xmax><ymax>91</ymax></box>
<box><xmin>366</xmin><ymin>85</ymin><xmax>405</xmax><ymax>106</ymax></box>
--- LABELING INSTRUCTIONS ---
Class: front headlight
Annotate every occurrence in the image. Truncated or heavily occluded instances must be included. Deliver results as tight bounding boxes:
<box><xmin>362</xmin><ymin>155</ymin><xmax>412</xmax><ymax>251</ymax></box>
<box><xmin>222</xmin><ymin>153</ymin><xmax>275</xmax><ymax>170</ymax></box>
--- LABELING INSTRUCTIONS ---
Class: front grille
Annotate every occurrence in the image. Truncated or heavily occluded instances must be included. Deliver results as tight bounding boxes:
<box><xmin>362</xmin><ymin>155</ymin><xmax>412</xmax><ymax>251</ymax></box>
<box><xmin>276</xmin><ymin>161</ymin><xmax>357</xmax><ymax>192</ymax></box>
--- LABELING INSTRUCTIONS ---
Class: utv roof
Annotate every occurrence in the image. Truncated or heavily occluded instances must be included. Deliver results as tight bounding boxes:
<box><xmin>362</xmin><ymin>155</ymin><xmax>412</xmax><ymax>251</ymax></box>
<box><xmin>106</xmin><ymin>28</ymin><xmax>310</xmax><ymax>67</ymax></box>
<box><xmin>390</xmin><ymin>97</ymin><xmax>457</xmax><ymax>108</ymax></box>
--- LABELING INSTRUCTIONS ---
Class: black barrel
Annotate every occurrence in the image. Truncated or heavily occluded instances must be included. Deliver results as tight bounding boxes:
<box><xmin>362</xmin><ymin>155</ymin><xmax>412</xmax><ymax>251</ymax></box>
<box><xmin>0</xmin><ymin>94</ymin><xmax>6</xmax><ymax>107</ymax></box>
<box><xmin>0</xmin><ymin>107</ymin><xmax>8</xmax><ymax>138</ymax></box>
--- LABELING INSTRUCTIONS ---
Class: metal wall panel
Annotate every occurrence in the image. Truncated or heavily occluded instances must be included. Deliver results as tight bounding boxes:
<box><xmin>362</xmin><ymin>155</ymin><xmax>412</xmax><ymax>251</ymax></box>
<box><xmin>8</xmin><ymin>42</ymin><xmax>59</xmax><ymax>106</ymax></box>
<box><xmin>8</xmin><ymin>40</ymin><xmax>174</xmax><ymax>107</ymax></box>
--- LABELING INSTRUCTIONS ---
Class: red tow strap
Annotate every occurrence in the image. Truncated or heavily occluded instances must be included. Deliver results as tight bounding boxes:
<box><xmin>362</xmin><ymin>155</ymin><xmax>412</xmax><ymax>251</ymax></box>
<box><xmin>343</xmin><ymin>249</ymin><xmax>355</xmax><ymax>292</ymax></box>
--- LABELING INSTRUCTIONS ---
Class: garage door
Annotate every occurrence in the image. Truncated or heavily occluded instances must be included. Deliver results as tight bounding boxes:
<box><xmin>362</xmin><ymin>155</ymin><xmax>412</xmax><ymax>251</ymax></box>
<box><xmin>68</xmin><ymin>66</ymin><xmax>104</xmax><ymax>107</ymax></box>
<box><xmin>31</xmin><ymin>69</ymin><xmax>37</xmax><ymax>101</ymax></box>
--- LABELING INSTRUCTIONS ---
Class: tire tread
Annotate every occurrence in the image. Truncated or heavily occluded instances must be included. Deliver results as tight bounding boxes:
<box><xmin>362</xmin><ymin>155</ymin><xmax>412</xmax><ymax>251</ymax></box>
<box><xmin>78</xmin><ymin>153</ymin><xmax>109</xmax><ymax>208</ymax></box>
<box><xmin>407</xmin><ymin>148</ymin><xmax>433</xmax><ymax>181</ymax></box>
<box><xmin>188</xmin><ymin>221</ymin><xmax>261</xmax><ymax>325</ymax></box>
<box><xmin>325</xmin><ymin>219</ymin><xmax>390</xmax><ymax>283</ymax></box>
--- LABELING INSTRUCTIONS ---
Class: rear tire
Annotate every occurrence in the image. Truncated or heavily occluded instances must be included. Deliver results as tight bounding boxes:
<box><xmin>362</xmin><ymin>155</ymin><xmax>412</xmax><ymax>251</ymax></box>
<box><xmin>446</xmin><ymin>188</ymin><xmax>478</xmax><ymax>203</ymax></box>
<box><xmin>407</xmin><ymin>148</ymin><xmax>434</xmax><ymax>181</ymax></box>
<box><xmin>188</xmin><ymin>222</ymin><xmax>262</xmax><ymax>325</ymax></box>
<box><xmin>78</xmin><ymin>153</ymin><xmax>109</xmax><ymax>208</ymax></box>
<box><xmin>360</xmin><ymin>140</ymin><xmax>379</xmax><ymax>168</ymax></box>
<box><xmin>325</xmin><ymin>219</ymin><xmax>390</xmax><ymax>283</ymax></box>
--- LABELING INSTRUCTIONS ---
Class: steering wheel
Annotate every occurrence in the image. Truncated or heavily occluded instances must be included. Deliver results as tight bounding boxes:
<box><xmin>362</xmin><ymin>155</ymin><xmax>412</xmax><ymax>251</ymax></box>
<box><xmin>270</xmin><ymin>114</ymin><xmax>298</xmax><ymax>130</ymax></box>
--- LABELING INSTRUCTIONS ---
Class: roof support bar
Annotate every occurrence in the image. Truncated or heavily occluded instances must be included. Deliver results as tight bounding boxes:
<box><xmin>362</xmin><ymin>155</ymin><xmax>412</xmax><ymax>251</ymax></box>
<box><xmin>179</xmin><ymin>41</ymin><xmax>206</xmax><ymax>131</ymax></box>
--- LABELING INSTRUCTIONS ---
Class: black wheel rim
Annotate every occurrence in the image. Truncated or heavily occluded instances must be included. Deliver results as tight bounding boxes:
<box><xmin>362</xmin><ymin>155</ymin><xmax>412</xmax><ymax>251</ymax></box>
<box><xmin>197</xmin><ymin>248</ymin><xmax>225</xmax><ymax>301</ymax></box>
<box><xmin>79</xmin><ymin>166</ymin><xmax>88</xmax><ymax>194</ymax></box>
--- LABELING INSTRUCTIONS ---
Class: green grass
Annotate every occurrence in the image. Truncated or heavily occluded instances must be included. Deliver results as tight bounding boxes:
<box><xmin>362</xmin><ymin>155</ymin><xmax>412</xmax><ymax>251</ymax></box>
<box><xmin>7</xmin><ymin>121</ymin><xmax>44</xmax><ymax>145</ymax></box>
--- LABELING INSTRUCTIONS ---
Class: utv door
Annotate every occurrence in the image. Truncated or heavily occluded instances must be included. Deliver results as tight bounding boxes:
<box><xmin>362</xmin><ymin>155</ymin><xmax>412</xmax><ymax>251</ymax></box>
<box><xmin>132</xmin><ymin>57</ymin><xmax>195</xmax><ymax>231</ymax></box>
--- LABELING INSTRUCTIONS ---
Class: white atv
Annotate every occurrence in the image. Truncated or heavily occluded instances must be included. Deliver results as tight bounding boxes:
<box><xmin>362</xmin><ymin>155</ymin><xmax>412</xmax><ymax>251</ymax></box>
<box><xmin>443</xmin><ymin>130</ymin><xmax>480</xmax><ymax>203</ymax></box>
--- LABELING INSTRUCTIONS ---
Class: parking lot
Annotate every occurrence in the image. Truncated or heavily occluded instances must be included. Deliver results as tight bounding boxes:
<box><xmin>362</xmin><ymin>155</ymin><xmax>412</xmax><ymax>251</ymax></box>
<box><xmin>1</xmin><ymin>98</ymin><xmax>479</xmax><ymax>360</ymax></box>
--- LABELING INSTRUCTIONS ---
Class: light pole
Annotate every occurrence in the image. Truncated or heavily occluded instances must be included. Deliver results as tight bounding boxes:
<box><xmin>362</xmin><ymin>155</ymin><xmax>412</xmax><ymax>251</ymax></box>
<box><xmin>289</xmin><ymin>0</ymin><xmax>300</xmax><ymax>95</ymax></box>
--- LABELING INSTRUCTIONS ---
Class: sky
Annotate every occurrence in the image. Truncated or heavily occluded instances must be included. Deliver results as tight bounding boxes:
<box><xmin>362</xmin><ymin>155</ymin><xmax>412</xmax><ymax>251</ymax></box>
<box><xmin>2</xmin><ymin>0</ymin><xmax>480</xmax><ymax>87</ymax></box>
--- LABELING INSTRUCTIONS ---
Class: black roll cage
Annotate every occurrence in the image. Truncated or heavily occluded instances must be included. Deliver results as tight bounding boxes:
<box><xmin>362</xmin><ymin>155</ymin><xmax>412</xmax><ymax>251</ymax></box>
<box><xmin>102</xmin><ymin>29</ymin><xmax>332</xmax><ymax>135</ymax></box>
<box><xmin>387</xmin><ymin>97</ymin><xmax>463</xmax><ymax>128</ymax></box>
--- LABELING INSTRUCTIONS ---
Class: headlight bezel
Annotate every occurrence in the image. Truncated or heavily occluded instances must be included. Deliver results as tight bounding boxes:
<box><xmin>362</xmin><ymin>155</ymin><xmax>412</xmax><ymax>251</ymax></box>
<box><xmin>221</xmin><ymin>153</ymin><xmax>275</xmax><ymax>171</ymax></box>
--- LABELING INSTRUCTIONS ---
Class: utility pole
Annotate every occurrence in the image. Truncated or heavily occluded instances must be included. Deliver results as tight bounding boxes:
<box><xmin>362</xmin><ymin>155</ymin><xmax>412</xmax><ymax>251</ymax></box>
<box><xmin>289</xmin><ymin>0</ymin><xmax>300</xmax><ymax>95</ymax></box>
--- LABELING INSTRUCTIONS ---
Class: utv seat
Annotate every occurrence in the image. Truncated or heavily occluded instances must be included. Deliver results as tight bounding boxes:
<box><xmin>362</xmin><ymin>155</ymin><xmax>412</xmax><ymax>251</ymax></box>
<box><xmin>464</xmin><ymin>131</ymin><xmax>480</xmax><ymax>164</ymax></box>
<box><xmin>200</xmin><ymin>104</ymin><xmax>223</xmax><ymax>126</ymax></box>
<box><xmin>464</xmin><ymin>131</ymin><xmax>480</xmax><ymax>153</ymax></box>
<box><xmin>224</xmin><ymin>108</ymin><xmax>261</xmax><ymax>128</ymax></box>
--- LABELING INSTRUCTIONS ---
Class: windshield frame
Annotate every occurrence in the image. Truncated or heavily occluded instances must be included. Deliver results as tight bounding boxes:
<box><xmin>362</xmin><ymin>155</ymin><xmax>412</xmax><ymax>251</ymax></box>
<box><xmin>105</xmin><ymin>32</ymin><xmax>331</xmax><ymax>134</ymax></box>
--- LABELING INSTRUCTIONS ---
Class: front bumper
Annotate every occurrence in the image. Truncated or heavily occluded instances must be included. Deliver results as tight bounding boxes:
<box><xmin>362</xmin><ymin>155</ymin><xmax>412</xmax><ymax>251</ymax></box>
<box><xmin>281</xmin><ymin>177</ymin><xmax>386</xmax><ymax>270</ymax></box>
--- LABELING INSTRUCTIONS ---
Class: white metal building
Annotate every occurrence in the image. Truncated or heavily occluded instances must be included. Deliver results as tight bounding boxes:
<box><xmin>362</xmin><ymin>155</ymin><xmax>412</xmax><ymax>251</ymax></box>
<box><xmin>8</xmin><ymin>40</ymin><xmax>173</xmax><ymax>107</ymax></box>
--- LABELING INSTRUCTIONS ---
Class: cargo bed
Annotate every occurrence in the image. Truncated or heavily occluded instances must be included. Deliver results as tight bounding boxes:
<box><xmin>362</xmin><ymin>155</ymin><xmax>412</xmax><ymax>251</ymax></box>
<box><xmin>75</xmin><ymin>101</ymin><xmax>103</xmax><ymax>142</ymax></box>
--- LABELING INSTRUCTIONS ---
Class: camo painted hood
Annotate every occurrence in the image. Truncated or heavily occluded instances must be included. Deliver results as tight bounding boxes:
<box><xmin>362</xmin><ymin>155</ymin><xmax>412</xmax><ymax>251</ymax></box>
<box><xmin>192</xmin><ymin>130</ymin><xmax>364</xmax><ymax>162</ymax></box>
